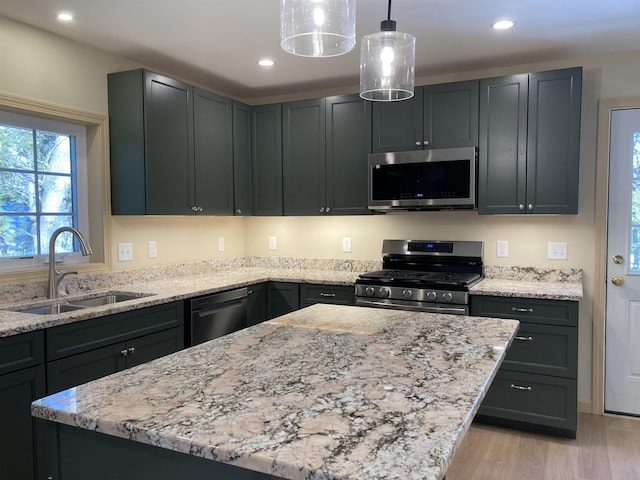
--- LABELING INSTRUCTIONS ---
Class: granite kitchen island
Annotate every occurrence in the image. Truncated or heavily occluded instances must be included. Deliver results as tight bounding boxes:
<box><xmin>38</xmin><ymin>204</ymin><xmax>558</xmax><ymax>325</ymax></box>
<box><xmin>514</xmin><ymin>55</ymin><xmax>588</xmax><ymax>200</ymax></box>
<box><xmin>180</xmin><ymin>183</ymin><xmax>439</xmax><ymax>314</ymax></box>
<box><xmin>32</xmin><ymin>304</ymin><xmax>519</xmax><ymax>480</ymax></box>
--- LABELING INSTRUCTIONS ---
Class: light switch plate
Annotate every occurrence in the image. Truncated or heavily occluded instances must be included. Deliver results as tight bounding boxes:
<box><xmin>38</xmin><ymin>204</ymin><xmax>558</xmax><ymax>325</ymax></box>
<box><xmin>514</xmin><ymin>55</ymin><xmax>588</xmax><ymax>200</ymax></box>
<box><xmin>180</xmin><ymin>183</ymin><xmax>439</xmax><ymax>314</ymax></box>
<box><xmin>268</xmin><ymin>236</ymin><xmax>277</xmax><ymax>251</ymax></box>
<box><xmin>342</xmin><ymin>237</ymin><xmax>352</xmax><ymax>253</ymax></box>
<box><xmin>148</xmin><ymin>240</ymin><xmax>157</xmax><ymax>258</ymax></box>
<box><xmin>118</xmin><ymin>242</ymin><xmax>133</xmax><ymax>262</ymax></box>
<box><xmin>548</xmin><ymin>242</ymin><xmax>568</xmax><ymax>260</ymax></box>
<box><xmin>218</xmin><ymin>237</ymin><xmax>224</xmax><ymax>252</ymax></box>
<box><xmin>496</xmin><ymin>240</ymin><xmax>508</xmax><ymax>258</ymax></box>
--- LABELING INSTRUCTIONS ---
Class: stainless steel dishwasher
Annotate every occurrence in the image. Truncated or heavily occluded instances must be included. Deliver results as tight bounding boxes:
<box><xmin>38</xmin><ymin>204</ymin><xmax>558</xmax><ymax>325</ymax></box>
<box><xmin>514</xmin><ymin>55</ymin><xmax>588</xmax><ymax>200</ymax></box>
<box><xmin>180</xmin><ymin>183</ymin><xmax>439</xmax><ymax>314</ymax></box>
<box><xmin>187</xmin><ymin>287</ymin><xmax>248</xmax><ymax>346</ymax></box>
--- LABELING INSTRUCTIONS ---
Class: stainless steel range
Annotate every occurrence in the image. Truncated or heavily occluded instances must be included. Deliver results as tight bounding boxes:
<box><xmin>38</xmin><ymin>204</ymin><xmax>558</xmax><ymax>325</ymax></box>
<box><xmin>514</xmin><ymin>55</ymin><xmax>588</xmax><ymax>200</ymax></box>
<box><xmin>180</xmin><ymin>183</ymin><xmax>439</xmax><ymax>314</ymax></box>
<box><xmin>355</xmin><ymin>239</ymin><xmax>483</xmax><ymax>315</ymax></box>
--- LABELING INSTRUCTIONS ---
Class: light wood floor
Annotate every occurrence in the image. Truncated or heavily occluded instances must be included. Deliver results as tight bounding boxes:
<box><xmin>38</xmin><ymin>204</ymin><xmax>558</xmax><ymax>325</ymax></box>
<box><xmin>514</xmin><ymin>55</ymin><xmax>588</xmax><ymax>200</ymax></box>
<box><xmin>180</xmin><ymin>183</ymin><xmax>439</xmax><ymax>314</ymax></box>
<box><xmin>446</xmin><ymin>413</ymin><xmax>640</xmax><ymax>480</ymax></box>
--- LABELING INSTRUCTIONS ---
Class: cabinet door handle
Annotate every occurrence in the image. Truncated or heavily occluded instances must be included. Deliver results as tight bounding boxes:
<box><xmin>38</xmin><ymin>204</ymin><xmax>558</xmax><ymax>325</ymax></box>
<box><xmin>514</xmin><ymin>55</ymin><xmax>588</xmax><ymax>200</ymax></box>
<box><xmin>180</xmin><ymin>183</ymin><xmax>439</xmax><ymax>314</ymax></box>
<box><xmin>515</xmin><ymin>335</ymin><xmax>534</xmax><ymax>341</ymax></box>
<box><xmin>512</xmin><ymin>307</ymin><xmax>534</xmax><ymax>313</ymax></box>
<box><xmin>128</xmin><ymin>347</ymin><xmax>136</xmax><ymax>355</ymax></box>
<box><xmin>325</xmin><ymin>206</ymin><xmax>331</xmax><ymax>213</ymax></box>
<box><xmin>423</xmin><ymin>140</ymin><xmax>430</xmax><ymax>146</ymax></box>
<box><xmin>415</xmin><ymin>141</ymin><xmax>421</xmax><ymax>147</ymax></box>
<box><xmin>528</xmin><ymin>204</ymin><xmax>534</xmax><ymax>210</ymax></box>
<box><xmin>510</xmin><ymin>384</ymin><xmax>532</xmax><ymax>391</ymax></box>
<box><xmin>519</xmin><ymin>204</ymin><xmax>525</xmax><ymax>210</ymax></box>
<box><xmin>120</xmin><ymin>349</ymin><xmax>128</xmax><ymax>357</ymax></box>
<box><xmin>320</xmin><ymin>207</ymin><xmax>325</xmax><ymax>213</ymax></box>
<box><xmin>320</xmin><ymin>292</ymin><xmax>336</xmax><ymax>297</ymax></box>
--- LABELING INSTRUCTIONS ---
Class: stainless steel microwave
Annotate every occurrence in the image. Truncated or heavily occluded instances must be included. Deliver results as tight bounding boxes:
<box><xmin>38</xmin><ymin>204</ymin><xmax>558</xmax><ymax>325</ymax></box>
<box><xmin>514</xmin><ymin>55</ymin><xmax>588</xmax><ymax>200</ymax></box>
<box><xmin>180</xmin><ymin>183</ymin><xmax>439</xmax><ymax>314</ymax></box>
<box><xmin>368</xmin><ymin>147</ymin><xmax>478</xmax><ymax>211</ymax></box>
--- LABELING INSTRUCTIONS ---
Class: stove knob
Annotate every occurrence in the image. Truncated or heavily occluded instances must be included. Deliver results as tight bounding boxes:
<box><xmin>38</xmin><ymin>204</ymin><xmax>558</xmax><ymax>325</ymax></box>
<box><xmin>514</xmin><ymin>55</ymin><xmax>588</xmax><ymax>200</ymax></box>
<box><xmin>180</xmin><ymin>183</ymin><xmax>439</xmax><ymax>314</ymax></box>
<box><xmin>402</xmin><ymin>289</ymin><xmax>413</xmax><ymax>299</ymax></box>
<box><xmin>379</xmin><ymin>287</ymin><xmax>390</xmax><ymax>298</ymax></box>
<box><xmin>365</xmin><ymin>286</ymin><xmax>375</xmax><ymax>296</ymax></box>
<box><xmin>426</xmin><ymin>291</ymin><xmax>437</xmax><ymax>301</ymax></box>
<box><xmin>442</xmin><ymin>292</ymin><xmax>453</xmax><ymax>303</ymax></box>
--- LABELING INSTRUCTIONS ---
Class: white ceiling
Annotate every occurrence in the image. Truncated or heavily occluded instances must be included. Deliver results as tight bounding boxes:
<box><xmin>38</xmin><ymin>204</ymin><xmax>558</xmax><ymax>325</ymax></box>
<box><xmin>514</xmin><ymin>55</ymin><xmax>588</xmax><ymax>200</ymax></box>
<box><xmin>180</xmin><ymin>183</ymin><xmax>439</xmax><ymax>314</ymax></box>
<box><xmin>2</xmin><ymin>0</ymin><xmax>640</xmax><ymax>100</ymax></box>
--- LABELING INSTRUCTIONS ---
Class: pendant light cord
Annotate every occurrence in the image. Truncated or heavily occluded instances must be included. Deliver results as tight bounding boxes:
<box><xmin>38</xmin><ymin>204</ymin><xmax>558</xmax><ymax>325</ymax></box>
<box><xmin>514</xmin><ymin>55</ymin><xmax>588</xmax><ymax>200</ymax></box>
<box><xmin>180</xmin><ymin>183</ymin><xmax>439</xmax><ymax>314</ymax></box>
<box><xmin>381</xmin><ymin>0</ymin><xmax>396</xmax><ymax>31</ymax></box>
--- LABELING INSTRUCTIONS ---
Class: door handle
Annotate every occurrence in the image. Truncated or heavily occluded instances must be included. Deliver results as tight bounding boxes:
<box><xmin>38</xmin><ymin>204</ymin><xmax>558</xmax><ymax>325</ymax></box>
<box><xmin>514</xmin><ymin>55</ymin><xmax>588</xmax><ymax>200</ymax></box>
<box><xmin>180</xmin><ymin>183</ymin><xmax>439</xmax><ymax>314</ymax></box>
<box><xmin>613</xmin><ymin>255</ymin><xmax>624</xmax><ymax>264</ymax></box>
<box><xmin>611</xmin><ymin>275</ymin><xmax>624</xmax><ymax>286</ymax></box>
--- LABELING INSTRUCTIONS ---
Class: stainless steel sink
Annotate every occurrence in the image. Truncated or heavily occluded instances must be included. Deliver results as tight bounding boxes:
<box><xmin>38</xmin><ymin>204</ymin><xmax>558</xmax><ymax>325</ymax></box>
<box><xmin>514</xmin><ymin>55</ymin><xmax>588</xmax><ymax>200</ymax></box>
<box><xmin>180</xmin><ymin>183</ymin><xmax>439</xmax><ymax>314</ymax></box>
<box><xmin>17</xmin><ymin>303</ymin><xmax>87</xmax><ymax>315</ymax></box>
<box><xmin>67</xmin><ymin>293</ymin><xmax>145</xmax><ymax>308</ymax></box>
<box><xmin>12</xmin><ymin>291</ymin><xmax>153</xmax><ymax>315</ymax></box>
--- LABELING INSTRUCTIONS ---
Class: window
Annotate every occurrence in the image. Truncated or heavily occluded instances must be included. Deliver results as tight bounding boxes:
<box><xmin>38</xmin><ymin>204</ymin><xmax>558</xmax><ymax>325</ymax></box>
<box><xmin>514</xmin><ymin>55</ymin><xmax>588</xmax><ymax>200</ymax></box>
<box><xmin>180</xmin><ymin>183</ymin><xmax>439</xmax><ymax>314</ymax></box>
<box><xmin>631</xmin><ymin>131</ymin><xmax>640</xmax><ymax>271</ymax></box>
<box><xmin>0</xmin><ymin>110</ymin><xmax>88</xmax><ymax>270</ymax></box>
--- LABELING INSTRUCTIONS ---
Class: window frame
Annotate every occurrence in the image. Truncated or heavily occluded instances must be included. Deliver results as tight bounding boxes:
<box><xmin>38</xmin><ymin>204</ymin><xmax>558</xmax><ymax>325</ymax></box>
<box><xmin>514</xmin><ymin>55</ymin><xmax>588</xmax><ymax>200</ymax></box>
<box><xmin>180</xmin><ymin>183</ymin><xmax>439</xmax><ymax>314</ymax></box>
<box><xmin>0</xmin><ymin>93</ymin><xmax>108</xmax><ymax>280</ymax></box>
<box><xmin>0</xmin><ymin>110</ymin><xmax>90</xmax><ymax>269</ymax></box>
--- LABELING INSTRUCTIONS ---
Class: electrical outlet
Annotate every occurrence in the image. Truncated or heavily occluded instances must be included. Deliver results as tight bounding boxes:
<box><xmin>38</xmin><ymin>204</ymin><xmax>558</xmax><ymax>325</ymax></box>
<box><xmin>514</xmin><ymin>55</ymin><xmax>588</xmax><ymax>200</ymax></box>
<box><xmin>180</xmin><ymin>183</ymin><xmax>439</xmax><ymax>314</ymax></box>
<box><xmin>268</xmin><ymin>236</ymin><xmax>277</xmax><ymax>251</ymax></box>
<box><xmin>118</xmin><ymin>243</ymin><xmax>133</xmax><ymax>262</ymax></box>
<box><xmin>496</xmin><ymin>240</ymin><xmax>508</xmax><ymax>258</ymax></box>
<box><xmin>342</xmin><ymin>237</ymin><xmax>352</xmax><ymax>253</ymax></box>
<box><xmin>148</xmin><ymin>240</ymin><xmax>157</xmax><ymax>258</ymax></box>
<box><xmin>548</xmin><ymin>242</ymin><xmax>568</xmax><ymax>260</ymax></box>
<box><xmin>218</xmin><ymin>237</ymin><xmax>225</xmax><ymax>252</ymax></box>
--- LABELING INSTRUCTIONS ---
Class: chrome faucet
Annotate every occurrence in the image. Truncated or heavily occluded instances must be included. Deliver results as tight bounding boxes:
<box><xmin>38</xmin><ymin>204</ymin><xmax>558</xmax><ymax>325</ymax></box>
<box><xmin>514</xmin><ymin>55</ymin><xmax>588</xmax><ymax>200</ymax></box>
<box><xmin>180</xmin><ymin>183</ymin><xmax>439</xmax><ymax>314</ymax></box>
<box><xmin>47</xmin><ymin>227</ymin><xmax>93</xmax><ymax>299</ymax></box>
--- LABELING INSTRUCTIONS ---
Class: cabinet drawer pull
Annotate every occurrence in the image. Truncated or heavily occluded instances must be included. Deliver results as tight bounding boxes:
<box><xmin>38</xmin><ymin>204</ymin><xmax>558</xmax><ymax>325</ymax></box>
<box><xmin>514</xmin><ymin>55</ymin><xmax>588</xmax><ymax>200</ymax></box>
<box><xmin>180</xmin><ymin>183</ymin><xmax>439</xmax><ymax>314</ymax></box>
<box><xmin>510</xmin><ymin>384</ymin><xmax>532</xmax><ymax>391</ymax></box>
<box><xmin>120</xmin><ymin>349</ymin><xmax>128</xmax><ymax>357</ymax></box>
<box><xmin>320</xmin><ymin>292</ymin><xmax>336</xmax><ymax>297</ymax></box>
<box><xmin>515</xmin><ymin>335</ymin><xmax>534</xmax><ymax>341</ymax></box>
<box><xmin>512</xmin><ymin>307</ymin><xmax>534</xmax><ymax>313</ymax></box>
<box><xmin>128</xmin><ymin>347</ymin><xmax>136</xmax><ymax>355</ymax></box>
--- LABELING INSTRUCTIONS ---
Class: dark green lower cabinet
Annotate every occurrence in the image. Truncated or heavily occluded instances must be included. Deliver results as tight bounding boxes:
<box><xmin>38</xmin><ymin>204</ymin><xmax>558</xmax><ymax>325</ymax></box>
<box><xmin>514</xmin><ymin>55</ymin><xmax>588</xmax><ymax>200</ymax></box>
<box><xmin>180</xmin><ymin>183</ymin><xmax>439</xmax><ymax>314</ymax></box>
<box><xmin>471</xmin><ymin>295</ymin><xmax>578</xmax><ymax>438</ymax></box>
<box><xmin>476</xmin><ymin>371</ymin><xmax>577</xmax><ymax>437</ymax></box>
<box><xmin>47</xmin><ymin>327</ymin><xmax>183</xmax><ymax>394</ymax></box>
<box><xmin>267</xmin><ymin>282</ymin><xmax>300</xmax><ymax>320</ymax></box>
<box><xmin>50</xmin><ymin>424</ymin><xmax>278</xmax><ymax>480</ymax></box>
<box><xmin>299</xmin><ymin>284</ymin><xmax>355</xmax><ymax>308</ymax></box>
<box><xmin>247</xmin><ymin>283</ymin><xmax>267</xmax><ymax>326</ymax></box>
<box><xmin>0</xmin><ymin>364</ymin><xmax>45</xmax><ymax>480</ymax></box>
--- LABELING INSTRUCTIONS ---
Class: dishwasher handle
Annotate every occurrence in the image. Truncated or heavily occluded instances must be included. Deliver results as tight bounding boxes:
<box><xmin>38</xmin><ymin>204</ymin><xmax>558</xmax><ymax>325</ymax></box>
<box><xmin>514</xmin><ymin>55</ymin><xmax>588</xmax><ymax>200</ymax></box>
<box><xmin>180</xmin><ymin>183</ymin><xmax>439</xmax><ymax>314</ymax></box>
<box><xmin>195</xmin><ymin>297</ymin><xmax>246</xmax><ymax>318</ymax></box>
<box><xmin>190</xmin><ymin>287</ymin><xmax>248</xmax><ymax>313</ymax></box>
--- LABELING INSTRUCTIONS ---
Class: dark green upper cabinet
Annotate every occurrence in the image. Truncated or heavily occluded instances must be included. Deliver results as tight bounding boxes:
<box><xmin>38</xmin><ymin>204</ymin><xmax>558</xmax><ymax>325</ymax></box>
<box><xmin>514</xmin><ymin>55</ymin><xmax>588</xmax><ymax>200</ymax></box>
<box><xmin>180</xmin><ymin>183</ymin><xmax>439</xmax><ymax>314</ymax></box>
<box><xmin>108</xmin><ymin>70</ymin><xmax>193</xmax><ymax>215</ymax></box>
<box><xmin>478</xmin><ymin>67</ymin><xmax>582</xmax><ymax>214</ymax></box>
<box><xmin>478</xmin><ymin>74</ymin><xmax>529</xmax><ymax>214</ymax></box>
<box><xmin>371</xmin><ymin>80</ymin><xmax>479</xmax><ymax>153</ymax></box>
<box><xmin>526</xmin><ymin>68</ymin><xmax>582</xmax><ymax>214</ymax></box>
<box><xmin>232</xmin><ymin>101</ymin><xmax>253</xmax><ymax>216</ymax></box>
<box><xmin>283</xmin><ymin>98</ymin><xmax>326</xmax><ymax>215</ymax></box>
<box><xmin>283</xmin><ymin>95</ymin><xmax>371</xmax><ymax>216</ymax></box>
<box><xmin>109</xmin><ymin>69</ymin><xmax>235</xmax><ymax>215</ymax></box>
<box><xmin>192</xmin><ymin>88</ymin><xmax>234</xmax><ymax>215</ymax></box>
<box><xmin>325</xmin><ymin>94</ymin><xmax>372</xmax><ymax>215</ymax></box>
<box><xmin>252</xmin><ymin>103</ymin><xmax>283</xmax><ymax>216</ymax></box>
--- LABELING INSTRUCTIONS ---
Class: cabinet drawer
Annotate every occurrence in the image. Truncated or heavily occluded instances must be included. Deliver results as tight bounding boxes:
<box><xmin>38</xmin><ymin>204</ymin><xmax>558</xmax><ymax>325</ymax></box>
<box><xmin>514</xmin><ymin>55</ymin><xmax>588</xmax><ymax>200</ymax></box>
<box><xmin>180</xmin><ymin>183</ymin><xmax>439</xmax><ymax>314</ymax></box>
<box><xmin>503</xmin><ymin>323</ymin><xmax>577</xmax><ymax>378</ymax></box>
<box><xmin>0</xmin><ymin>330</ymin><xmax>45</xmax><ymax>376</ymax></box>
<box><xmin>47</xmin><ymin>327</ymin><xmax>184</xmax><ymax>394</ymax></box>
<box><xmin>478</xmin><ymin>370</ymin><xmax>576</xmax><ymax>433</ymax></box>
<box><xmin>470</xmin><ymin>295</ymin><xmax>578</xmax><ymax>327</ymax></box>
<box><xmin>300</xmin><ymin>283</ymin><xmax>354</xmax><ymax>307</ymax></box>
<box><xmin>46</xmin><ymin>302</ymin><xmax>184</xmax><ymax>361</ymax></box>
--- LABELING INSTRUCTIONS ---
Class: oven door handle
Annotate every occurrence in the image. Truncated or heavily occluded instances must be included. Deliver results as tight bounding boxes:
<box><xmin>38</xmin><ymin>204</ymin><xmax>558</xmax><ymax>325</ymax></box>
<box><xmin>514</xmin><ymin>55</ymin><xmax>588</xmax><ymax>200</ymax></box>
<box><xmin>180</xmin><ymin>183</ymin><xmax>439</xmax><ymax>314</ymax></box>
<box><xmin>355</xmin><ymin>298</ymin><xmax>468</xmax><ymax>315</ymax></box>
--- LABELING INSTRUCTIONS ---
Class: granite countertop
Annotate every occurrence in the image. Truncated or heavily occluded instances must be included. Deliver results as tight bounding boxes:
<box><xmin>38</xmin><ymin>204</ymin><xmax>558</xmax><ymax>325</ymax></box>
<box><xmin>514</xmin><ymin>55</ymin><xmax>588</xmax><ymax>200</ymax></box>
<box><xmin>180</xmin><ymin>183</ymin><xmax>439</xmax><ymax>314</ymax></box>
<box><xmin>32</xmin><ymin>303</ymin><xmax>519</xmax><ymax>480</ymax></box>
<box><xmin>0</xmin><ymin>264</ymin><xmax>583</xmax><ymax>338</ymax></box>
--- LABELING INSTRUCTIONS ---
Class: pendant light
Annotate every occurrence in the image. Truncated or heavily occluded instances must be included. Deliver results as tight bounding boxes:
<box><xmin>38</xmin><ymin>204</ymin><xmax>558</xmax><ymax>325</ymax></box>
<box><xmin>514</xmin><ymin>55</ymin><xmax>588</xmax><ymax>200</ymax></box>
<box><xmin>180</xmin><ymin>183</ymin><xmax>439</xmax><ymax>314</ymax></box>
<box><xmin>359</xmin><ymin>0</ymin><xmax>415</xmax><ymax>101</ymax></box>
<box><xmin>280</xmin><ymin>0</ymin><xmax>356</xmax><ymax>57</ymax></box>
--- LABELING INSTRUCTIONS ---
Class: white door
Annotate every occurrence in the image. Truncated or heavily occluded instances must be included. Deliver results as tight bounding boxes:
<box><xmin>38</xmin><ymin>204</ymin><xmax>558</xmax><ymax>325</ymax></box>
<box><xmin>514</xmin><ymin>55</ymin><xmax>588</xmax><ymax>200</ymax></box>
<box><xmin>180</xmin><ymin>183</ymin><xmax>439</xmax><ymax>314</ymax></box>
<box><xmin>605</xmin><ymin>107</ymin><xmax>640</xmax><ymax>415</ymax></box>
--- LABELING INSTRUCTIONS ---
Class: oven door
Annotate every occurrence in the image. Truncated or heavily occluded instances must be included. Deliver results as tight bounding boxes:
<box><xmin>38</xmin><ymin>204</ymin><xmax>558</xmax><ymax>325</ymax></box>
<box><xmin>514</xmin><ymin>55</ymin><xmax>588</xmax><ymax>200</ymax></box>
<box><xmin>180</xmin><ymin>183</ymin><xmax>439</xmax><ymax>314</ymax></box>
<box><xmin>355</xmin><ymin>297</ymin><xmax>468</xmax><ymax>315</ymax></box>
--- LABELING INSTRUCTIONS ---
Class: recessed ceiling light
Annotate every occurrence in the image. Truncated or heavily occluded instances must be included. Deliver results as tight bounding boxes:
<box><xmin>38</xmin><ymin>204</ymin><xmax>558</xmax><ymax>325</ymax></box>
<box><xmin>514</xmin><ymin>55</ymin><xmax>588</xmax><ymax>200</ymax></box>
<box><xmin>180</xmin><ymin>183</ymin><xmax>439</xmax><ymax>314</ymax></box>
<box><xmin>492</xmin><ymin>20</ymin><xmax>514</xmax><ymax>30</ymax></box>
<box><xmin>57</xmin><ymin>12</ymin><xmax>74</xmax><ymax>22</ymax></box>
<box><xmin>258</xmin><ymin>59</ymin><xmax>275</xmax><ymax>67</ymax></box>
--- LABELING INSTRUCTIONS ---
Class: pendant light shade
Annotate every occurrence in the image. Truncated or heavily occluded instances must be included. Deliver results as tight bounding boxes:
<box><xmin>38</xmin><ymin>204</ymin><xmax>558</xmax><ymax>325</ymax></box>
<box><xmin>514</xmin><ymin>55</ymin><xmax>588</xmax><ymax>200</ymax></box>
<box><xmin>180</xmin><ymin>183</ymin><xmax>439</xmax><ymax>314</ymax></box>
<box><xmin>280</xmin><ymin>0</ymin><xmax>356</xmax><ymax>57</ymax></box>
<box><xmin>359</xmin><ymin>2</ymin><xmax>415</xmax><ymax>101</ymax></box>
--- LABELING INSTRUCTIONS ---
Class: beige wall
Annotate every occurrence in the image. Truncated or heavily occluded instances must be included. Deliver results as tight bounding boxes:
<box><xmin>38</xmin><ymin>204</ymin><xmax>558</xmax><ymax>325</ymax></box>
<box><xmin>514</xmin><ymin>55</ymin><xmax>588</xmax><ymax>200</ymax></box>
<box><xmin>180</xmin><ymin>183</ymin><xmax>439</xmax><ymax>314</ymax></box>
<box><xmin>3</xmin><ymin>15</ymin><xmax>640</xmax><ymax>409</ymax></box>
